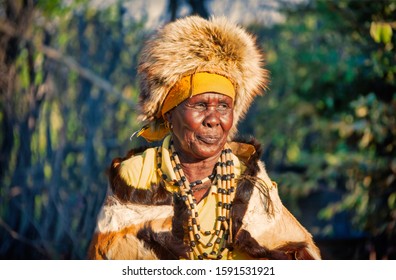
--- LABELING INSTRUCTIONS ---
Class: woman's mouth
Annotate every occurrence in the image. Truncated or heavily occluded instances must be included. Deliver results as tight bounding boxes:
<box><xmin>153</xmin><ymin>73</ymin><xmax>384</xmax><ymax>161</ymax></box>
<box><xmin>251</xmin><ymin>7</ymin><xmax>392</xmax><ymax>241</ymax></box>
<box><xmin>197</xmin><ymin>135</ymin><xmax>220</xmax><ymax>144</ymax></box>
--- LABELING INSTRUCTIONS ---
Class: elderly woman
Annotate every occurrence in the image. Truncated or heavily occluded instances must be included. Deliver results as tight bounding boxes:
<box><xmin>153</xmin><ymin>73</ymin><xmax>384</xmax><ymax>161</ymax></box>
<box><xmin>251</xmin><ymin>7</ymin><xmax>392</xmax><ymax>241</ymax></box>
<box><xmin>88</xmin><ymin>16</ymin><xmax>321</xmax><ymax>260</ymax></box>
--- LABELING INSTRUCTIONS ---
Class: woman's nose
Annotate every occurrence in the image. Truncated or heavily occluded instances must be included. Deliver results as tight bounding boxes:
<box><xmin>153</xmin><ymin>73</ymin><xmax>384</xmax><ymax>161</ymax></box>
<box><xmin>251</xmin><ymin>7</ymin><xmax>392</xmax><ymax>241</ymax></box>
<box><xmin>203</xmin><ymin>108</ymin><xmax>220</xmax><ymax>128</ymax></box>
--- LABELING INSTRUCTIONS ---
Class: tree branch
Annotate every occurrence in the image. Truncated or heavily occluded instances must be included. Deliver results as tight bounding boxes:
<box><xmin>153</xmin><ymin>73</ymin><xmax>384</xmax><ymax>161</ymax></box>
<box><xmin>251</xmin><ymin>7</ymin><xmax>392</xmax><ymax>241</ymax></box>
<box><xmin>0</xmin><ymin>19</ymin><xmax>137</xmax><ymax>109</ymax></box>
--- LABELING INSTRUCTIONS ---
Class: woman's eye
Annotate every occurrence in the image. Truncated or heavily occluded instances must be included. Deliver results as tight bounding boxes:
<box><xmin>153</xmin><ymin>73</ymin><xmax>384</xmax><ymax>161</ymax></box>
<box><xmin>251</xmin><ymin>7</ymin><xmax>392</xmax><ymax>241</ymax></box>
<box><xmin>217</xmin><ymin>103</ymin><xmax>230</xmax><ymax>111</ymax></box>
<box><xmin>194</xmin><ymin>103</ymin><xmax>207</xmax><ymax>109</ymax></box>
<box><xmin>187</xmin><ymin>101</ymin><xmax>231</xmax><ymax>112</ymax></box>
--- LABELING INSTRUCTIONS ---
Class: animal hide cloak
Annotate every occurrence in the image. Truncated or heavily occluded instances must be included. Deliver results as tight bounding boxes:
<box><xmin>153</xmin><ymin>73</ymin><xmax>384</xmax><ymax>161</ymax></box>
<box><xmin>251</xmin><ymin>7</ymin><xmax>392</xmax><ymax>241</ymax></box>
<box><xmin>88</xmin><ymin>138</ymin><xmax>321</xmax><ymax>260</ymax></box>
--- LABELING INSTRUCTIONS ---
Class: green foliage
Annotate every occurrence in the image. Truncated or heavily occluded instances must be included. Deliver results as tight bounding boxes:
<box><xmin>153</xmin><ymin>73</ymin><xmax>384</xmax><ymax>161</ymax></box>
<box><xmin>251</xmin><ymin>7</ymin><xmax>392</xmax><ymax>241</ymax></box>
<box><xmin>248</xmin><ymin>0</ymin><xmax>396</xmax><ymax>255</ymax></box>
<box><xmin>0</xmin><ymin>0</ymin><xmax>148</xmax><ymax>259</ymax></box>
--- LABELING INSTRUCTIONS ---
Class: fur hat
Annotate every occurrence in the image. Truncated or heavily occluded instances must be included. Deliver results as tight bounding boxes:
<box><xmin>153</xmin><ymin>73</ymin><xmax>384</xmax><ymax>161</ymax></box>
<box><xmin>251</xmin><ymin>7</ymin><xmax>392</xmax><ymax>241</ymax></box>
<box><xmin>137</xmin><ymin>15</ymin><xmax>269</xmax><ymax>139</ymax></box>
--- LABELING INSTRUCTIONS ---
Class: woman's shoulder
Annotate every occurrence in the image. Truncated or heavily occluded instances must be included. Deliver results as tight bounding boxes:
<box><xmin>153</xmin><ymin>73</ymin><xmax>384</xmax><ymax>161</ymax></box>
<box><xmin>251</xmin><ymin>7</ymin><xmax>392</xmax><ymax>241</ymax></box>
<box><xmin>112</xmin><ymin>145</ymin><xmax>156</xmax><ymax>169</ymax></box>
<box><xmin>229</xmin><ymin>136</ymin><xmax>275</xmax><ymax>191</ymax></box>
<box><xmin>229</xmin><ymin>136</ymin><xmax>263</xmax><ymax>167</ymax></box>
<box><xmin>108</xmin><ymin>145</ymin><xmax>160</xmax><ymax>197</ymax></box>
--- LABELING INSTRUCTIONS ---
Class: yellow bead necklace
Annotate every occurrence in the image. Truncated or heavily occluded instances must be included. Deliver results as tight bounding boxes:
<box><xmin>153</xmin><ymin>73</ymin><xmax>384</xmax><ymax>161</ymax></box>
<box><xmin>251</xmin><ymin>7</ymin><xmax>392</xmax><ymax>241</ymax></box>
<box><xmin>156</xmin><ymin>139</ymin><xmax>236</xmax><ymax>259</ymax></box>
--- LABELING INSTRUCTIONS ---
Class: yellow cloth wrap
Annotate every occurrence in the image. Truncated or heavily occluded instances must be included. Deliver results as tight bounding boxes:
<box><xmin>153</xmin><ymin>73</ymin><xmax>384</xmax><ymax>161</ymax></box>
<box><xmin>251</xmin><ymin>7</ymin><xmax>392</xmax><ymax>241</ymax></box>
<box><xmin>137</xmin><ymin>73</ymin><xmax>235</xmax><ymax>142</ymax></box>
<box><xmin>136</xmin><ymin>120</ymin><xmax>169</xmax><ymax>142</ymax></box>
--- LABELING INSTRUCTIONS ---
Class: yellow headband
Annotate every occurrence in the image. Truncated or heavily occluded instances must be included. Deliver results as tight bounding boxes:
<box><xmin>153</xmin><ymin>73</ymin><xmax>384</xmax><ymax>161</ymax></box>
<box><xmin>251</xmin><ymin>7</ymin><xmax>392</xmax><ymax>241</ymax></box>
<box><xmin>138</xmin><ymin>73</ymin><xmax>235</xmax><ymax>142</ymax></box>
<box><xmin>160</xmin><ymin>72</ymin><xmax>235</xmax><ymax>117</ymax></box>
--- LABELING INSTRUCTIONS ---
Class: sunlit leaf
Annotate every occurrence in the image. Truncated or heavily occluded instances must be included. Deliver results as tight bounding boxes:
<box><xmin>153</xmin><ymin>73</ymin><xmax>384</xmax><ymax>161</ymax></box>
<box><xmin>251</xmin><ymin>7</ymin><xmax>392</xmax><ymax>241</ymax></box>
<box><xmin>370</xmin><ymin>22</ymin><xmax>393</xmax><ymax>44</ymax></box>
<box><xmin>388</xmin><ymin>193</ymin><xmax>396</xmax><ymax>209</ymax></box>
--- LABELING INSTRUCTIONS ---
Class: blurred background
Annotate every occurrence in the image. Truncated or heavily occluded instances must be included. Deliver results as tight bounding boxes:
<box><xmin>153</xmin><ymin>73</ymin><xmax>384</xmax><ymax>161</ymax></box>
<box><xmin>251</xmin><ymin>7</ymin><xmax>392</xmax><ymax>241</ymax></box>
<box><xmin>0</xmin><ymin>0</ymin><xmax>395</xmax><ymax>260</ymax></box>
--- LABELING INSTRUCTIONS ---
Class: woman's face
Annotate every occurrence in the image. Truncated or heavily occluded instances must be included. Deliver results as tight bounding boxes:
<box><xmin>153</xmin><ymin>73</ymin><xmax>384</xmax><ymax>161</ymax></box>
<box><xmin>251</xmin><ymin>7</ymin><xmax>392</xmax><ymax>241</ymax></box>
<box><xmin>167</xmin><ymin>92</ymin><xmax>234</xmax><ymax>162</ymax></box>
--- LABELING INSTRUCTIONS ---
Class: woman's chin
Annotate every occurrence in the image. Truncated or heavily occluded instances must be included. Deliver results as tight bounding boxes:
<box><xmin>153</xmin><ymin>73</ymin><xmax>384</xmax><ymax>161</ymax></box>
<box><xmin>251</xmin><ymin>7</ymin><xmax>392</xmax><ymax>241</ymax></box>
<box><xmin>189</xmin><ymin>145</ymin><xmax>223</xmax><ymax>160</ymax></box>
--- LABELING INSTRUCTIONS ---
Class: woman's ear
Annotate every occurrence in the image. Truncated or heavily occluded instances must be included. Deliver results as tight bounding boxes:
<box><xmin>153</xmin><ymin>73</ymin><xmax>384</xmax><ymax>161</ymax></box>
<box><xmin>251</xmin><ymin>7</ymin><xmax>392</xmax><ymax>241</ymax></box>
<box><xmin>164</xmin><ymin>111</ymin><xmax>172</xmax><ymax>123</ymax></box>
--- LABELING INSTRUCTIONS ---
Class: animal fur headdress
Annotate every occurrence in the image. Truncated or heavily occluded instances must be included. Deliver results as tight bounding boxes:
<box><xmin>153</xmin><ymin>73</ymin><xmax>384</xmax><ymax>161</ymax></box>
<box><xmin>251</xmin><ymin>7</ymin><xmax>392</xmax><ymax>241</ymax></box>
<box><xmin>137</xmin><ymin>15</ymin><xmax>269</xmax><ymax>141</ymax></box>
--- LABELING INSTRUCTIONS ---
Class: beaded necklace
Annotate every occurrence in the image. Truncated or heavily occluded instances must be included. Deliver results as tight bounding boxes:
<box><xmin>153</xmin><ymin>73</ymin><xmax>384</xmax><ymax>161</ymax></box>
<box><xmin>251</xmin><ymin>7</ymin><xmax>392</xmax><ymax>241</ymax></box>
<box><xmin>156</xmin><ymin>140</ymin><xmax>236</xmax><ymax>260</ymax></box>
